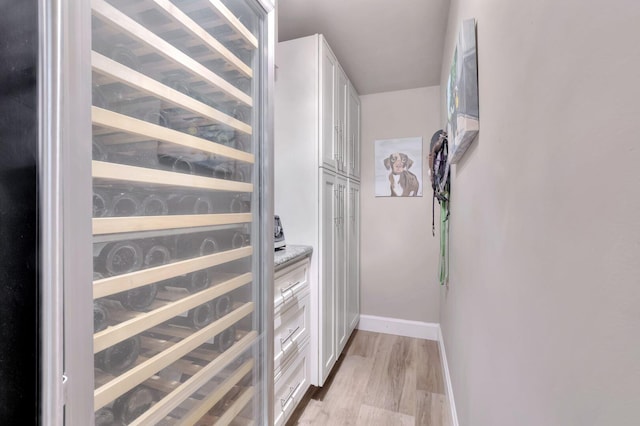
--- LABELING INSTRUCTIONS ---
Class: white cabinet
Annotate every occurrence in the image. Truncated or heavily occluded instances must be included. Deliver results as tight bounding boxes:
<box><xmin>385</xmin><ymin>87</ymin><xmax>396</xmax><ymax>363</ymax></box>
<box><xmin>320</xmin><ymin>39</ymin><xmax>338</xmax><ymax>171</ymax></box>
<box><xmin>336</xmin><ymin>67</ymin><xmax>349</xmax><ymax>174</ymax></box>
<box><xmin>336</xmin><ymin>174</ymin><xmax>349</xmax><ymax>354</ymax></box>
<box><xmin>320</xmin><ymin>171</ymin><xmax>337</xmax><ymax>381</ymax></box>
<box><xmin>274</xmin><ymin>257</ymin><xmax>312</xmax><ymax>425</ymax></box>
<box><xmin>347</xmin><ymin>181</ymin><xmax>360</xmax><ymax>332</ymax></box>
<box><xmin>347</xmin><ymin>83</ymin><xmax>361</xmax><ymax>180</ymax></box>
<box><xmin>275</xmin><ymin>34</ymin><xmax>360</xmax><ymax>387</ymax></box>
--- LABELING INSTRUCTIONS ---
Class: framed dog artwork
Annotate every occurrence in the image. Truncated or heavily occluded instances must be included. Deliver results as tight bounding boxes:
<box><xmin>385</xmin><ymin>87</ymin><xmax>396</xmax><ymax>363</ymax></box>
<box><xmin>374</xmin><ymin>137</ymin><xmax>423</xmax><ymax>197</ymax></box>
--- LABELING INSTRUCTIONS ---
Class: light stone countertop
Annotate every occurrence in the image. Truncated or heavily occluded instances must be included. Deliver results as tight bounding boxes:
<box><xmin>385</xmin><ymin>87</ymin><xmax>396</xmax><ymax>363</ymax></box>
<box><xmin>274</xmin><ymin>244</ymin><xmax>313</xmax><ymax>270</ymax></box>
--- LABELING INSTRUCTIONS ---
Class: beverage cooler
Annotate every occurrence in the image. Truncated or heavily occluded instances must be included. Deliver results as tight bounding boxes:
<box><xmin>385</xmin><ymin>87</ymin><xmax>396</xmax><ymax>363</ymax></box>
<box><xmin>0</xmin><ymin>0</ymin><xmax>275</xmax><ymax>424</ymax></box>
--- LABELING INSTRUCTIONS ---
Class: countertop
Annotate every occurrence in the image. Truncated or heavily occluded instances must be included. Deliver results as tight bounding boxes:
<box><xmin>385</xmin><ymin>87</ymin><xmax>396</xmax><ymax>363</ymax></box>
<box><xmin>274</xmin><ymin>244</ymin><xmax>313</xmax><ymax>270</ymax></box>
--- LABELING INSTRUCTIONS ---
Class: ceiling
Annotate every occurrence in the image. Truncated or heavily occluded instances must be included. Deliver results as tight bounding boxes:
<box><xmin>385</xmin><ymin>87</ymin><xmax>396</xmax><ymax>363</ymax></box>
<box><xmin>277</xmin><ymin>0</ymin><xmax>451</xmax><ymax>95</ymax></box>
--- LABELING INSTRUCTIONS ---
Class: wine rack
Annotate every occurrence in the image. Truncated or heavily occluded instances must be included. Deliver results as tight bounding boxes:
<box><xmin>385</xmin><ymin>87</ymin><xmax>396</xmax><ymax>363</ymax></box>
<box><xmin>90</xmin><ymin>0</ymin><xmax>266</xmax><ymax>423</ymax></box>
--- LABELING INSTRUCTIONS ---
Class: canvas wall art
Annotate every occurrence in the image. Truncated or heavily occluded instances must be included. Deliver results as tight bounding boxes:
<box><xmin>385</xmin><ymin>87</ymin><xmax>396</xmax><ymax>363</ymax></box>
<box><xmin>374</xmin><ymin>137</ymin><xmax>423</xmax><ymax>197</ymax></box>
<box><xmin>447</xmin><ymin>18</ymin><xmax>479</xmax><ymax>164</ymax></box>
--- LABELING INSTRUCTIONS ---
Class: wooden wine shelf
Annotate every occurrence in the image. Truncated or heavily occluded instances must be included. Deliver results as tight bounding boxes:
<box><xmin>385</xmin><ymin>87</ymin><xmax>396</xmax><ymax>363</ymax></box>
<box><xmin>93</xmin><ymin>222</ymin><xmax>248</xmax><ymax>245</ymax></box>
<box><xmin>92</xmin><ymin>51</ymin><xmax>252</xmax><ymax>135</ymax></box>
<box><xmin>95</xmin><ymin>327</ymin><xmax>251</xmax><ymax>388</ymax></box>
<box><xmin>93</xmin><ymin>213</ymin><xmax>251</xmax><ymax>236</ymax></box>
<box><xmin>111</xmin><ymin>0</ymin><xmax>257</xmax><ymax>52</ymax></box>
<box><xmin>131</xmin><ymin>332</ymin><xmax>256</xmax><ymax>425</ymax></box>
<box><xmin>147</xmin><ymin>0</ymin><xmax>252</xmax><ymax>78</ymax></box>
<box><xmin>93</xmin><ymin>246</ymin><xmax>252</xmax><ymax>298</ymax></box>
<box><xmin>94</xmin><ymin>301</ymin><xmax>254</xmax><ymax>410</ymax></box>
<box><xmin>93</xmin><ymin>158</ymin><xmax>251</xmax><ymax>190</ymax></box>
<box><xmin>199</xmin><ymin>0</ymin><xmax>258</xmax><ymax>50</ymax></box>
<box><xmin>92</xmin><ymin>107</ymin><xmax>254</xmax><ymax>163</ymax></box>
<box><xmin>94</xmin><ymin>273</ymin><xmax>251</xmax><ymax>353</ymax></box>
<box><xmin>180</xmin><ymin>360</ymin><xmax>253</xmax><ymax>425</ymax></box>
<box><xmin>92</xmin><ymin>0</ymin><xmax>251</xmax><ymax>108</ymax></box>
<box><xmin>207</xmin><ymin>385</ymin><xmax>255</xmax><ymax>426</ymax></box>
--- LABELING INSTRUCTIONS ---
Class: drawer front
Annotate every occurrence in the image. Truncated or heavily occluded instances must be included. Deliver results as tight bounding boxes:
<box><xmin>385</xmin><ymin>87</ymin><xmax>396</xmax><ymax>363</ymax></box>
<box><xmin>274</xmin><ymin>258</ymin><xmax>309</xmax><ymax>308</ymax></box>
<box><xmin>274</xmin><ymin>292</ymin><xmax>310</xmax><ymax>375</ymax></box>
<box><xmin>273</xmin><ymin>341</ymin><xmax>311</xmax><ymax>426</ymax></box>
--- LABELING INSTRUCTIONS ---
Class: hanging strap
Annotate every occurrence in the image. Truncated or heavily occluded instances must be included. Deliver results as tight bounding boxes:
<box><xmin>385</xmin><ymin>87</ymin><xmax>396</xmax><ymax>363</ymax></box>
<box><xmin>432</xmin><ymin>193</ymin><xmax>436</xmax><ymax>236</ymax></box>
<box><xmin>439</xmin><ymin>196</ymin><xmax>450</xmax><ymax>285</ymax></box>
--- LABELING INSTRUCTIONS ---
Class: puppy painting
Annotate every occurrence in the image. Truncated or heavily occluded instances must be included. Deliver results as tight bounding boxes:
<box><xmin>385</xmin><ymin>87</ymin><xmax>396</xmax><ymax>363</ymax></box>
<box><xmin>384</xmin><ymin>153</ymin><xmax>420</xmax><ymax>196</ymax></box>
<box><xmin>374</xmin><ymin>137</ymin><xmax>423</xmax><ymax>197</ymax></box>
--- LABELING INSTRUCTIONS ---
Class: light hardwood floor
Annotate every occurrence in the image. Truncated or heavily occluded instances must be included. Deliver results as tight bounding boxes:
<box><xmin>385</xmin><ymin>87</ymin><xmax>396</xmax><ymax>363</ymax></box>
<box><xmin>287</xmin><ymin>330</ymin><xmax>452</xmax><ymax>426</ymax></box>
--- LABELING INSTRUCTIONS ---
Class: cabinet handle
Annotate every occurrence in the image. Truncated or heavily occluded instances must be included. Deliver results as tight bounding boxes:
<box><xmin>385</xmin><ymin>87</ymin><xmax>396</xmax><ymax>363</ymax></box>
<box><xmin>338</xmin><ymin>122</ymin><xmax>343</xmax><ymax>165</ymax></box>
<box><xmin>350</xmin><ymin>134</ymin><xmax>355</xmax><ymax>169</ymax></box>
<box><xmin>334</xmin><ymin>125</ymin><xmax>339</xmax><ymax>161</ymax></box>
<box><xmin>342</xmin><ymin>187</ymin><xmax>345</xmax><ymax>226</ymax></box>
<box><xmin>334</xmin><ymin>188</ymin><xmax>340</xmax><ymax>226</ymax></box>
<box><xmin>280</xmin><ymin>325</ymin><xmax>300</xmax><ymax>347</ymax></box>
<box><xmin>350</xmin><ymin>188</ymin><xmax>354</xmax><ymax>221</ymax></box>
<box><xmin>280</xmin><ymin>381</ymin><xmax>302</xmax><ymax>409</ymax></box>
<box><xmin>340</xmin><ymin>186</ymin><xmax>346</xmax><ymax>226</ymax></box>
<box><xmin>342</xmin><ymin>186</ymin><xmax>346</xmax><ymax>226</ymax></box>
<box><xmin>280</xmin><ymin>281</ymin><xmax>300</xmax><ymax>300</ymax></box>
<box><xmin>338</xmin><ymin>187</ymin><xmax>343</xmax><ymax>226</ymax></box>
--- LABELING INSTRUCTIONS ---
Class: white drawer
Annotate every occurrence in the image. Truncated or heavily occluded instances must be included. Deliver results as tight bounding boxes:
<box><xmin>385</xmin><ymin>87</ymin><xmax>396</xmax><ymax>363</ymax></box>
<box><xmin>273</xmin><ymin>340</ymin><xmax>311</xmax><ymax>426</ymax></box>
<box><xmin>274</xmin><ymin>291</ymin><xmax>310</xmax><ymax>375</ymax></box>
<box><xmin>274</xmin><ymin>258</ymin><xmax>310</xmax><ymax>308</ymax></box>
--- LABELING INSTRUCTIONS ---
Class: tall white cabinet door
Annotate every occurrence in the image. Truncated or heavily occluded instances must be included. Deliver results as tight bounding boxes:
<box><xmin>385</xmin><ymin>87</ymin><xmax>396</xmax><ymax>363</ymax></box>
<box><xmin>347</xmin><ymin>84</ymin><xmax>361</xmax><ymax>180</ymax></box>
<box><xmin>320</xmin><ymin>170</ymin><xmax>337</xmax><ymax>382</ymax></box>
<box><xmin>336</xmin><ymin>176</ymin><xmax>349</xmax><ymax>353</ymax></box>
<box><xmin>347</xmin><ymin>181</ymin><xmax>361</xmax><ymax>332</ymax></box>
<box><xmin>320</xmin><ymin>40</ymin><xmax>338</xmax><ymax>171</ymax></box>
<box><xmin>336</xmin><ymin>67</ymin><xmax>348</xmax><ymax>174</ymax></box>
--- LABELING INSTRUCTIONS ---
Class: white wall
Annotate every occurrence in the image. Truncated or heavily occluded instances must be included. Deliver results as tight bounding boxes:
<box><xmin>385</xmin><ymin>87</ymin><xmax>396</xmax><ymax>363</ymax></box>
<box><xmin>360</xmin><ymin>86</ymin><xmax>441</xmax><ymax>323</ymax></box>
<box><xmin>439</xmin><ymin>1</ymin><xmax>640</xmax><ymax>425</ymax></box>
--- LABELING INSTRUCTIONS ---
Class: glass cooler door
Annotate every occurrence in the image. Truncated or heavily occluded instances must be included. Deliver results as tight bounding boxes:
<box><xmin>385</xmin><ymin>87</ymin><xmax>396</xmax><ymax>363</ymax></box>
<box><xmin>89</xmin><ymin>0</ymin><xmax>271</xmax><ymax>424</ymax></box>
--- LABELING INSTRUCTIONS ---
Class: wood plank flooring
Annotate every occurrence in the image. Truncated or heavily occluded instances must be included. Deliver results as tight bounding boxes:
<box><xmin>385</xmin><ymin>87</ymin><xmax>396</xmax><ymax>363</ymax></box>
<box><xmin>288</xmin><ymin>330</ymin><xmax>451</xmax><ymax>426</ymax></box>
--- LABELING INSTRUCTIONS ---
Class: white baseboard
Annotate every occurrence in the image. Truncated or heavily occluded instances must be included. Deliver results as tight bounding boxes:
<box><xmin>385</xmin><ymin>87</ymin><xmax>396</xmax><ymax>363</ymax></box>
<box><xmin>356</xmin><ymin>314</ymin><xmax>439</xmax><ymax>341</ymax></box>
<box><xmin>438</xmin><ymin>326</ymin><xmax>459</xmax><ymax>426</ymax></box>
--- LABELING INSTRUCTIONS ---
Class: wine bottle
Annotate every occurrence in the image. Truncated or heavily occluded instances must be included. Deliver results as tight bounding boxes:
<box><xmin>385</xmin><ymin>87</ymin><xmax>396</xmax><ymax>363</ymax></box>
<box><xmin>177</xmin><ymin>236</ymin><xmax>219</xmax><ymax>293</ymax></box>
<box><xmin>213</xmin><ymin>294</ymin><xmax>232</xmax><ymax>319</ymax></box>
<box><xmin>232</xmin><ymin>76</ymin><xmax>251</xmax><ymax>93</ymax></box>
<box><xmin>175</xmin><ymin>269</ymin><xmax>209</xmax><ymax>294</ymax></box>
<box><xmin>96</xmin><ymin>241</ymin><xmax>156</xmax><ymax>310</ymax></box>
<box><xmin>170</xmin><ymin>301</ymin><xmax>215</xmax><ymax>329</ymax></box>
<box><xmin>232</xmin><ymin>105</ymin><xmax>251</xmax><ymax>124</ymax></box>
<box><xmin>95</xmin><ymin>336</ymin><xmax>141</xmax><ymax>375</ymax></box>
<box><xmin>115</xmin><ymin>283</ymin><xmax>158</xmax><ymax>311</ymax></box>
<box><xmin>143</xmin><ymin>244</ymin><xmax>171</xmax><ymax>268</ymax></box>
<box><xmin>229</xmin><ymin>193</ymin><xmax>251</xmax><ymax>213</ymax></box>
<box><xmin>233</xmin><ymin>164</ymin><xmax>251</xmax><ymax>183</ymax></box>
<box><xmin>140</xmin><ymin>109</ymin><xmax>169</xmax><ymax>128</ymax></box>
<box><xmin>216</xmin><ymin>325</ymin><xmax>236</xmax><ymax>353</ymax></box>
<box><xmin>212</xmin><ymin>163</ymin><xmax>234</xmax><ymax>180</ymax></box>
<box><xmin>111</xmin><ymin>192</ymin><xmax>142</xmax><ymax>217</ymax></box>
<box><xmin>169</xmin><ymin>194</ymin><xmax>213</xmax><ymax>215</ymax></box>
<box><xmin>93</xmin><ymin>189</ymin><xmax>111</xmax><ymax>218</ymax></box>
<box><xmin>92</xmin><ymin>84</ymin><xmax>110</xmax><ymax>109</ymax></box>
<box><xmin>95</xmin><ymin>407</ymin><xmax>115</xmax><ymax>426</ymax></box>
<box><xmin>187</xmin><ymin>237</ymin><xmax>220</xmax><ymax>292</ymax></box>
<box><xmin>98</xmin><ymin>241</ymin><xmax>144</xmax><ymax>276</ymax></box>
<box><xmin>112</xmin><ymin>386</ymin><xmax>154</xmax><ymax>424</ymax></box>
<box><xmin>158</xmin><ymin>154</ymin><xmax>194</xmax><ymax>175</ymax></box>
<box><xmin>161</xmin><ymin>76</ymin><xmax>191</xmax><ymax>97</ymax></box>
<box><xmin>231</xmin><ymin>231</ymin><xmax>250</xmax><ymax>249</ymax></box>
<box><xmin>141</xmin><ymin>194</ymin><xmax>168</xmax><ymax>216</ymax></box>
<box><xmin>94</xmin><ymin>300</ymin><xmax>109</xmax><ymax>333</ymax></box>
<box><xmin>110</xmin><ymin>44</ymin><xmax>140</xmax><ymax>71</ymax></box>
<box><xmin>93</xmin><ymin>139</ymin><xmax>108</xmax><ymax>161</ymax></box>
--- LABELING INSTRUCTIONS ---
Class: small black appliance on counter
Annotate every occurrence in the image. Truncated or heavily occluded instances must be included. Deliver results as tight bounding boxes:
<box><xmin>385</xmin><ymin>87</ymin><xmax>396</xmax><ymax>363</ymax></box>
<box><xmin>274</xmin><ymin>215</ymin><xmax>286</xmax><ymax>250</ymax></box>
